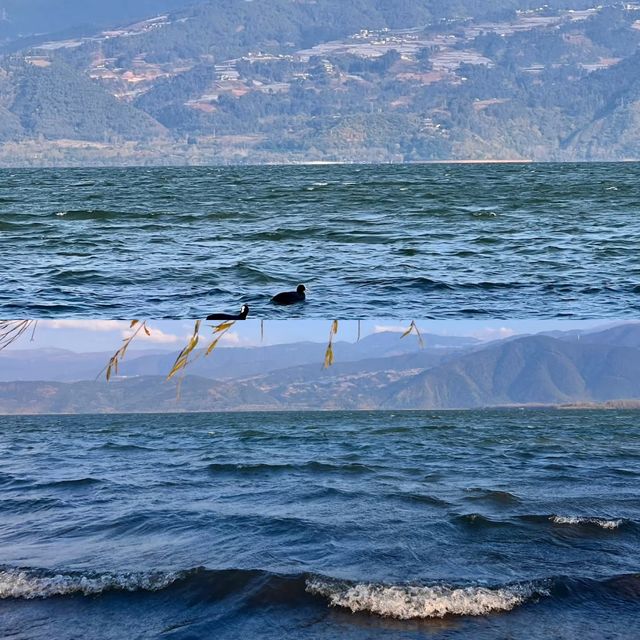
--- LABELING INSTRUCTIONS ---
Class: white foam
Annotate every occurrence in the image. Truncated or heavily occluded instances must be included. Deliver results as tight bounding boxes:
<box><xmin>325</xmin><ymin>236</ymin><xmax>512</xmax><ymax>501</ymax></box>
<box><xmin>472</xmin><ymin>210</ymin><xmax>497</xmax><ymax>217</ymax></box>
<box><xmin>306</xmin><ymin>578</ymin><xmax>547</xmax><ymax>619</ymax></box>
<box><xmin>0</xmin><ymin>568</ymin><xmax>184</xmax><ymax>600</ymax></box>
<box><xmin>551</xmin><ymin>515</ymin><xmax>623</xmax><ymax>530</ymax></box>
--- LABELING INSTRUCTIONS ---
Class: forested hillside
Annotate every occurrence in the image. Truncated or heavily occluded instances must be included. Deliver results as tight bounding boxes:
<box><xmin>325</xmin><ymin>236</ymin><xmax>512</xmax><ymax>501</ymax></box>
<box><xmin>1</xmin><ymin>0</ymin><xmax>639</xmax><ymax>164</ymax></box>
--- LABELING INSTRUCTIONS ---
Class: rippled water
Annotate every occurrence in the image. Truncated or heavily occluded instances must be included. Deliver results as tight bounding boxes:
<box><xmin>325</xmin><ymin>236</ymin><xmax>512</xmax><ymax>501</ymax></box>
<box><xmin>2</xmin><ymin>163</ymin><xmax>640</xmax><ymax>318</ymax></box>
<box><xmin>1</xmin><ymin>410</ymin><xmax>639</xmax><ymax>638</ymax></box>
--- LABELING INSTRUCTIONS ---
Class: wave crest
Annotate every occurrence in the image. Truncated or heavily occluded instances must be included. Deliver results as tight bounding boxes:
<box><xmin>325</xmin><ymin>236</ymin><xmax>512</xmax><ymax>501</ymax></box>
<box><xmin>0</xmin><ymin>567</ymin><xmax>186</xmax><ymax>600</ymax></box>
<box><xmin>550</xmin><ymin>515</ymin><xmax>624</xmax><ymax>530</ymax></box>
<box><xmin>306</xmin><ymin>577</ymin><xmax>549</xmax><ymax>619</ymax></box>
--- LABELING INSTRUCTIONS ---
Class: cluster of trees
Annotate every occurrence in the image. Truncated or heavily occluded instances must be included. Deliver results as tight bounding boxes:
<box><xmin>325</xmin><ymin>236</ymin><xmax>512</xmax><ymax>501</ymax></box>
<box><xmin>0</xmin><ymin>58</ymin><xmax>164</xmax><ymax>141</ymax></box>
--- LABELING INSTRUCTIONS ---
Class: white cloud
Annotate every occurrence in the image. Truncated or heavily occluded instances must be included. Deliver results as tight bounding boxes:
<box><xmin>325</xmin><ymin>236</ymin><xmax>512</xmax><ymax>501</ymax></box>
<box><xmin>219</xmin><ymin>331</ymin><xmax>241</xmax><ymax>345</ymax></box>
<box><xmin>471</xmin><ymin>326</ymin><xmax>516</xmax><ymax>342</ymax></box>
<box><xmin>373</xmin><ymin>324</ymin><xmax>408</xmax><ymax>334</ymax></box>
<box><xmin>202</xmin><ymin>331</ymin><xmax>250</xmax><ymax>347</ymax></box>
<box><xmin>124</xmin><ymin>326</ymin><xmax>182</xmax><ymax>344</ymax></box>
<box><xmin>42</xmin><ymin>319</ymin><xmax>127</xmax><ymax>332</ymax></box>
<box><xmin>42</xmin><ymin>319</ymin><xmax>183</xmax><ymax>344</ymax></box>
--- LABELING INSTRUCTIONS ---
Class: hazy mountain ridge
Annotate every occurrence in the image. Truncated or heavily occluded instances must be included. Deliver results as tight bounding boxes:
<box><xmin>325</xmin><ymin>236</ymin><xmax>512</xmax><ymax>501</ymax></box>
<box><xmin>1</xmin><ymin>0</ymin><xmax>640</xmax><ymax>164</ymax></box>
<box><xmin>2</xmin><ymin>325</ymin><xmax>640</xmax><ymax>413</ymax></box>
<box><xmin>384</xmin><ymin>335</ymin><xmax>640</xmax><ymax>409</ymax></box>
<box><xmin>0</xmin><ymin>332</ymin><xmax>465</xmax><ymax>382</ymax></box>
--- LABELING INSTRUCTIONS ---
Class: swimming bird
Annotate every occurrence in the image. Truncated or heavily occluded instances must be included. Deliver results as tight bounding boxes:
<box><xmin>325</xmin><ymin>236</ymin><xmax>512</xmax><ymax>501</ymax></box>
<box><xmin>206</xmin><ymin>305</ymin><xmax>249</xmax><ymax>321</ymax></box>
<box><xmin>271</xmin><ymin>284</ymin><xmax>306</xmax><ymax>305</ymax></box>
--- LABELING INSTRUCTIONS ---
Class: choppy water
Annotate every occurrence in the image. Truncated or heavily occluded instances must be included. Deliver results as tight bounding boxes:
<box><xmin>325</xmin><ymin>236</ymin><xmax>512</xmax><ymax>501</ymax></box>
<box><xmin>1</xmin><ymin>410</ymin><xmax>639</xmax><ymax>639</ymax></box>
<box><xmin>2</xmin><ymin>163</ymin><xmax>640</xmax><ymax>319</ymax></box>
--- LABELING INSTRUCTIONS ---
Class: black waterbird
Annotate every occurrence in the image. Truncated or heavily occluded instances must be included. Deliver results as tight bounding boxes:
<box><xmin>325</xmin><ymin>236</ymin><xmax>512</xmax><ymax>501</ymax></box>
<box><xmin>206</xmin><ymin>305</ymin><xmax>249</xmax><ymax>321</ymax></box>
<box><xmin>271</xmin><ymin>284</ymin><xmax>306</xmax><ymax>305</ymax></box>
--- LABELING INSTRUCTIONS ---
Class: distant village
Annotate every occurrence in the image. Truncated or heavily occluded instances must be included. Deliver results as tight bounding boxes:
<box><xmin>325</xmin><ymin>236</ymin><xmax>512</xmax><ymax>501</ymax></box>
<box><xmin>4</xmin><ymin>1</ymin><xmax>640</xmax><ymax>166</ymax></box>
<box><xmin>23</xmin><ymin>5</ymin><xmax>635</xmax><ymax>109</ymax></box>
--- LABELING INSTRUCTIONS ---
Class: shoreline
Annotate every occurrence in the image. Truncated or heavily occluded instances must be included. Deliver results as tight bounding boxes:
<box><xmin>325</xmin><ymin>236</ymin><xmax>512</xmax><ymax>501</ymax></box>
<box><xmin>1</xmin><ymin>158</ymin><xmax>639</xmax><ymax>170</ymax></box>
<box><xmin>2</xmin><ymin>401</ymin><xmax>640</xmax><ymax>417</ymax></box>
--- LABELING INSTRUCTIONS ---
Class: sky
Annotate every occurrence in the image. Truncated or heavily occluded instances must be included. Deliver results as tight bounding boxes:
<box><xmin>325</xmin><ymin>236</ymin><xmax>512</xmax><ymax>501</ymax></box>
<box><xmin>3</xmin><ymin>318</ymin><xmax>620</xmax><ymax>353</ymax></box>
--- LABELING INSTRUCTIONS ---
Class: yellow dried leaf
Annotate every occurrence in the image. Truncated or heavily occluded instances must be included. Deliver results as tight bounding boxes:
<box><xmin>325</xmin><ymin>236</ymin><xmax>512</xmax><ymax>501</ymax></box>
<box><xmin>213</xmin><ymin>321</ymin><xmax>234</xmax><ymax>333</ymax></box>
<box><xmin>322</xmin><ymin>319</ymin><xmax>340</xmax><ymax>368</ymax></box>
<box><xmin>102</xmin><ymin>320</ymin><xmax>150</xmax><ymax>381</ymax></box>
<box><xmin>324</xmin><ymin>343</ymin><xmax>334</xmax><ymax>369</ymax></box>
<box><xmin>401</xmin><ymin>325</ymin><xmax>413</xmax><ymax>339</ymax></box>
<box><xmin>166</xmin><ymin>321</ymin><xmax>201</xmax><ymax>380</ymax></box>
<box><xmin>205</xmin><ymin>335</ymin><xmax>224</xmax><ymax>356</ymax></box>
<box><xmin>400</xmin><ymin>321</ymin><xmax>425</xmax><ymax>349</ymax></box>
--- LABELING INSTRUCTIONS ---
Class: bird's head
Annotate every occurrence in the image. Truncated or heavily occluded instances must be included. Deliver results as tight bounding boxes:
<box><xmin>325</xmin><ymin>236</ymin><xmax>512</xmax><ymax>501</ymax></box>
<box><xmin>297</xmin><ymin>284</ymin><xmax>306</xmax><ymax>294</ymax></box>
<box><xmin>240</xmin><ymin>305</ymin><xmax>249</xmax><ymax>318</ymax></box>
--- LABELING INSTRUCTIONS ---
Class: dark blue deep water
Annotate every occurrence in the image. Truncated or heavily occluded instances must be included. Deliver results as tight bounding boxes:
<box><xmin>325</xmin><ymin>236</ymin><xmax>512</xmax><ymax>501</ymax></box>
<box><xmin>1</xmin><ymin>410</ymin><xmax>639</xmax><ymax>639</ymax></box>
<box><xmin>2</xmin><ymin>163</ymin><xmax>640</xmax><ymax>319</ymax></box>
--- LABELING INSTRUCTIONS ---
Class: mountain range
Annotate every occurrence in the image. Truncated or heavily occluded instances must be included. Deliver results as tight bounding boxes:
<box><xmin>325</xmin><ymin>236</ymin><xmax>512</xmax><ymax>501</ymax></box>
<box><xmin>1</xmin><ymin>0</ymin><xmax>640</xmax><ymax>164</ymax></box>
<box><xmin>1</xmin><ymin>324</ymin><xmax>640</xmax><ymax>413</ymax></box>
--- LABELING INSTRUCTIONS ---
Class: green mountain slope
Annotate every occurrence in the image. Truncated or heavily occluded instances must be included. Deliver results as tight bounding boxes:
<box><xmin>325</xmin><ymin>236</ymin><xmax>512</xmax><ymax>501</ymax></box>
<box><xmin>1</xmin><ymin>0</ymin><xmax>640</xmax><ymax>164</ymax></box>
<box><xmin>2</xmin><ymin>58</ymin><xmax>165</xmax><ymax>141</ymax></box>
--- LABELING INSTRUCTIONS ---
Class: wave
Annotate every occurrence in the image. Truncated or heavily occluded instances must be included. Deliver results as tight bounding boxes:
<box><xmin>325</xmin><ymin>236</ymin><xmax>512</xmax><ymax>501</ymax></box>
<box><xmin>34</xmin><ymin>477</ymin><xmax>104</xmax><ymax>489</ymax></box>
<box><xmin>393</xmin><ymin>492</ymin><xmax>451</xmax><ymax>507</ymax></box>
<box><xmin>519</xmin><ymin>514</ymin><xmax>633</xmax><ymax>531</ymax></box>
<box><xmin>356</xmin><ymin>276</ymin><xmax>525</xmax><ymax>292</ymax></box>
<box><xmin>0</xmin><ymin>497</ymin><xmax>66</xmax><ymax>514</ymax></box>
<box><xmin>0</xmin><ymin>567</ymin><xmax>187</xmax><ymax>600</ymax></box>
<box><xmin>549</xmin><ymin>515</ymin><xmax>627</xmax><ymax>530</ymax></box>
<box><xmin>464</xmin><ymin>488</ymin><xmax>522</xmax><ymax>505</ymax></box>
<box><xmin>0</xmin><ymin>221</ymin><xmax>30</xmax><ymax>231</ymax></box>
<box><xmin>470</xmin><ymin>210</ymin><xmax>498</xmax><ymax>218</ymax></box>
<box><xmin>205</xmin><ymin>461</ymin><xmax>374</xmax><ymax>475</ymax></box>
<box><xmin>0</xmin><ymin>565</ymin><xmax>547</xmax><ymax>619</ymax></box>
<box><xmin>54</xmin><ymin>210</ymin><xmax>126</xmax><ymax>221</ymax></box>
<box><xmin>448</xmin><ymin>512</ymin><xmax>633</xmax><ymax>532</ymax></box>
<box><xmin>0</xmin><ymin>471</ymin><xmax>16</xmax><ymax>487</ymax></box>
<box><xmin>3</xmin><ymin>566</ymin><xmax>639</xmax><ymax>619</ymax></box>
<box><xmin>306</xmin><ymin>577</ymin><xmax>549</xmax><ymax>619</ymax></box>
<box><xmin>94</xmin><ymin>442</ymin><xmax>154</xmax><ymax>452</ymax></box>
<box><xmin>49</xmin><ymin>269</ymin><xmax>111</xmax><ymax>285</ymax></box>
<box><xmin>453</xmin><ymin>513</ymin><xmax>510</xmax><ymax>529</ymax></box>
<box><xmin>399</xmin><ymin>276</ymin><xmax>453</xmax><ymax>291</ymax></box>
<box><xmin>242</xmin><ymin>228</ymin><xmax>328</xmax><ymax>242</ymax></box>
<box><xmin>216</xmin><ymin>262</ymin><xmax>280</xmax><ymax>284</ymax></box>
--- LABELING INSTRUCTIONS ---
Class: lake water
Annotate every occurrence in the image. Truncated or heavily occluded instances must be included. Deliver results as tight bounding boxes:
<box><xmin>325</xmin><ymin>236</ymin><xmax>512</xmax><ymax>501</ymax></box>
<box><xmin>2</xmin><ymin>163</ymin><xmax>640</xmax><ymax>319</ymax></box>
<box><xmin>1</xmin><ymin>410</ymin><xmax>639</xmax><ymax>639</ymax></box>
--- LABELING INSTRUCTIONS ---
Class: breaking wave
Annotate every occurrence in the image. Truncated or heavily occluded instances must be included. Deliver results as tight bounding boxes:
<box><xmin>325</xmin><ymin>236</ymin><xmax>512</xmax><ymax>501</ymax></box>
<box><xmin>306</xmin><ymin>577</ymin><xmax>549</xmax><ymax>619</ymax></box>
<box><xmin>3</xmin><ymin>565</ymin><xmax>639</xmax><ymax>623</ymax></box>
<box><xmin>0</xmin><ymin>565</ymin><xmax>548</xmax><ymax>619</ymax></box>
<box><xmin>549</xmin><ymin>515</ymin><xmax>626</xmax><ymax>530</ymax></box>
<box><xmin>0</xmin><ymin>567</ymin><xmax>187</xmax><ymax>600</ymax></box>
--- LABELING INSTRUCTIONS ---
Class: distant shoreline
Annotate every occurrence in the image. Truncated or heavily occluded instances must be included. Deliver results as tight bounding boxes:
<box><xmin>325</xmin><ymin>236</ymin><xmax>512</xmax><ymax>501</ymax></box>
<box><xmin>1</xmin><ymin>158</ymin><xmax>639</xmax><ymax>170</ymax></box>
<box><xmin>2</xmin><ymin>401</ymin><xmax>640</xmax><ymax>417</ymax></box>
